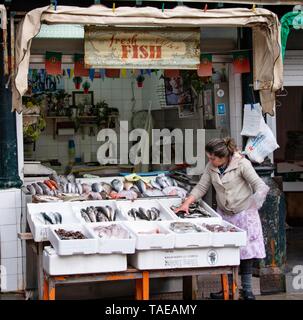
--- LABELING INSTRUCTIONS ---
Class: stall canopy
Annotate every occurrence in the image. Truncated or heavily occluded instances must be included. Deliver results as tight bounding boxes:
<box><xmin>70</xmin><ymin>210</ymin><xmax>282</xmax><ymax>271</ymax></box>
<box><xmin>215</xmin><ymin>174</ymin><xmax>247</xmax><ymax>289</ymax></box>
<box><xmin>13</xmin><ymin>5</ymin><xmax>283</xmax><ymax>115</ymax></box>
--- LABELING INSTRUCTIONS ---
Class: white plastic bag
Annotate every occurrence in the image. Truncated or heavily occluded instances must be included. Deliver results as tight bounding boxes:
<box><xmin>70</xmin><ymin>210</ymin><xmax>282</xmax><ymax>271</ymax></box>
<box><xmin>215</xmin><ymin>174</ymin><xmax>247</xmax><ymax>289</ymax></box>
<box><xmin>241</xmin><ymin>103</ymin><xmax>263</xmax><ymax>137</ymax></box>
<box><xmin>244</xmin><ymin>117</ymin><xmax>279</xmax><ymax>163</ymax></box>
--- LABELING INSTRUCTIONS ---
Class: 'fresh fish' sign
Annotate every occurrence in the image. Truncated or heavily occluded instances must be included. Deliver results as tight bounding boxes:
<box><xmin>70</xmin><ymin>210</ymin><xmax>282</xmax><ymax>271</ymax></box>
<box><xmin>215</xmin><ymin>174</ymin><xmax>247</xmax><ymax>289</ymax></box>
<box><xmin>85</xmin><ymin>27</ymin><xmax>200</xmax><ymax>69</ymax></box>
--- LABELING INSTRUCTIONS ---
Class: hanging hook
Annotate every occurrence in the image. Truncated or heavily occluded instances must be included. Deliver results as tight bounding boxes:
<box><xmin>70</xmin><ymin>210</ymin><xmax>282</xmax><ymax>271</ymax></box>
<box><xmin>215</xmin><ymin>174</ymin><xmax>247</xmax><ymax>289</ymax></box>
<box><xmin>204</xmin><ymin>4</ymin><xmax>208</xmax><ymax>12</ymax></box>
<box><xmin>276</xmin><ymin>87</ymin><xmax>288</xmax><ymax>97</ymax></box>
<box><xmin>112</xmin><ymin>2</ymin><xmax>116</xmax><ymax>13</ymax></box>
<box><xmin>162</xmin><ymin>3</ymin><xmax>165</xmax><ymax>13</ymax></box>
<box><xmin>252</xmin><ymin>4</ymin><xmax>256</xmax><ymax>13</ymax></box>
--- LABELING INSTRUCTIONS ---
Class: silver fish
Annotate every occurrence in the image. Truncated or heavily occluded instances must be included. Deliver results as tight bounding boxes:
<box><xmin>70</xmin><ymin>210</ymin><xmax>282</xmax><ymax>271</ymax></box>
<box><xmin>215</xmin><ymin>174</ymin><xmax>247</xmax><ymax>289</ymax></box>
<box><xmin>170</xmin><ymin>222</ymin><xmax>202</xmax><ymax>233</ymax></box>
<box><xmin>151</xmin><ymin>180</ymin><xmax>162</xmax><ymax>190</ymax></box>
<box><xmin>53</xmin><ymin>212</ymin><xmax>62</xmax><ymax>224</ymax></box>
<box><xmin>76</xmin><ymin>183</ymin><xmax>83</xmax><ymax>195</ymax></box>
<box><xmin>111</xmin><ymin>179</ymin><xmax>123</xmax><ymax>193</ymax></box>
<box><xmin>81</xmin><ymin>209</ymin><xmax>91</xmax><ymax>223</ymax></box>
<box><xmin>49</xmin><ymin>174</ymin><xmax>60</xmax><ymax>185</ymax></box>
<box><xmin>123</xmin><ymin>181</ymin><xmax>134</xmax><ymax>191</ymax></box>
<box><xmin>41</xmin><ymin>212</ymin><xmax>53</xmax><ymax>224</ymax></box>
<box><xmin>27</xmin><ymin>184</ymin><xmax>36</xmax><ymax>195</ymax></box>
<box><xmin>81</xmin><ymin>183</ymin><xmax>91</xmax><ymax>194</ymax></box>
<box><xmin>106</xmin><ymin>205</ymin><xmax>114</xmax><ymax>221</ymax></box>
<box><xmin>155</xmin><ymin>176</ymin><xmax>166</xmax><ymax>189</ymax></box>
<box><xmin>128</xmin><ymin>208</ymin><xmax>137</xmax><ymax>221</ymax></box>
<box><xmin>86</xmin><ymin>207</ymin><xmax>97</xmax><ymax>223</ymax></box>
<box><xmin>59</xmin><ymin>175</ymin><xmax>69</xmax><ymax>185</ymax></box>
<box><xmin>138</xmin><ymin>207</ymin><xmax>150</xmax><ymax>221</ymax></box>
<box><xmin>135</xmin><ymin>180</ymin><xmax>146</xmax><ymax>194</ymax></box>
<box><xmin>66</xmin><ymin>173</ymin><xmax>76</xmax><ymax>184</ymax></box>
<box><xmin>33</xmin><ymin>183</ymin><xmax>44</xmax><ymax>195</ymax></box>
<box><xmin>91</xmin><ymin>182</ymin><xmax>103</xmax><ymax>193</ymax></box>
<box><xmin>101</xmin><ymin>182</ymin><xmax>112</xmax><ymax>194</ymax></box>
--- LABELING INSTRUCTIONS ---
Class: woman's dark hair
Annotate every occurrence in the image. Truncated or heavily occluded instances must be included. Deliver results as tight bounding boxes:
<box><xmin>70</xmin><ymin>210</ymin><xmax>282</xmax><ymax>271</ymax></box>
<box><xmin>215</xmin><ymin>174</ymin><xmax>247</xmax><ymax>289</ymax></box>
<box><xmin>205</xmin><ymin>137</ymin><xmax>237</xmax><ymax>158</ymax></box>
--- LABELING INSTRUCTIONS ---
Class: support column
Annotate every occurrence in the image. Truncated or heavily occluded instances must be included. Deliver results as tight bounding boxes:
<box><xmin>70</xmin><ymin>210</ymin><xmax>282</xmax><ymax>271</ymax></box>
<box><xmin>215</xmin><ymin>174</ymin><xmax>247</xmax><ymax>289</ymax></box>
<box><xmin>0</xmin><ymin>14</ymin><xmax>22</xmax><ymax>189</ymax></box>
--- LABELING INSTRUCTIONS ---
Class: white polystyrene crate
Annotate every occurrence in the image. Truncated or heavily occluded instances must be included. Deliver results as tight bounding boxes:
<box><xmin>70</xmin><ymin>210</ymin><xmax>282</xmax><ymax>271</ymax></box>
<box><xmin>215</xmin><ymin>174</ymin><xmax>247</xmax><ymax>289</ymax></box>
<box><xmin>160</xmin><ymin>198</ymin><xmax>222</xmax><ymax>224</ymax></box>
<box><xmin>123</xmin><ymin>221</ymin><xmax>175</xmax><ymax>250</ymax></box>
<box><xmin>75</xmin><ymin>176</ymin><xmax>124</xmax><ymax>185</ymax></box>
<box><xmin>43</xmin><ymin>246</ymin><xmax>127</xmax><ymax>275</ymax></box>
<box><xmin>119</xmin><ymin>199</ymin><xmax>175</xmax><ymax>221</ymax></box>
<box><xmin>48</xmin><ymin>224</ymin><xmax>98</xmax><ymax>255</ymax></box>
<box><xmin>128</xmin><ymin>247</ymin><xmax>240</xmax><ymax>270</ymax></box>
<box><xmin>27</xmin><ymin>202</ymin><xmax>81</xmax><ymax>242</ymax></box>
<box><xmin>71</xmin><ymin>200</ymin><xmax>126</xmax><ymax>223</ymax></box>
<box><xmin>161</xmin><ymin>221</ymin><xmax>212</xmax><ymax>248</ymax></box>
<box><xmin>87</xmin><ymin>222</ymin><xmax>136</xmax><ymax>254</ymax></box>
<box><xmin>196</xmin><ymin>220</ymin><xmax>247</xmax><ymax>247</ymax></box>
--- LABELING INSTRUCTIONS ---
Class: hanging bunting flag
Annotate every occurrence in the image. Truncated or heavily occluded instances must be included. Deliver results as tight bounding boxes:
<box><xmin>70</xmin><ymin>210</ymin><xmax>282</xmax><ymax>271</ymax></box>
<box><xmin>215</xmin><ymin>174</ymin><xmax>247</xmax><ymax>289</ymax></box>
<box><xmin>197</xmin><ymin>54</ymin><xmax>213</xmax><ymax>77</ymax></box>
<box><xmin>71</xmin><ymin>69</ymin><xmax>74</xmax><ymax>77</ymax></box>
<box><xmin>45</xmin><ymin>51</ymin><xmax>62</xmax><ymax>75</ymax></box>
<box><xmin>74</xmin><ymin>53</ymin><xmax>89</xmax><ymax>77</ymax></box>
<box><xmin>121</xmin><ymin>69</ymin><xmax>127</xmax><ymax>78</ymax></box>
<box><xmin>100</xmin><ymin>69</ymin><xmax>106</xmax><ymax>80</ymax></box>
<box><xmin>89</xmin><ymin>68</ymin><xmax>95</xmax><ymax>81</ymax></box>
<box><xmin>146</xmin><ymin>69</ymin><xmax>152</xmax><ymax>76</ymax></box>
<box><xmin>164</xmin><ymin>69</ymin><xmax>180</xmax><ymax>78</ymax></box>
<box><xmin>28</xmin><ymin>69</ymin><xmax>33</xmax><ymax>79</ymax></box>
<box><xmin>233</xmin><ymin>51</ymin><xmax>250</xmax><ymax>74</ymax></box>
<box><xmin>67</xmin><ymin>68</ymin><xmax>71</xmax><ymax>78</ymax></box>
<box><xmin>105</xmin><ymin>69</ymin><xmax>120</xmax><ymax>78</ymax></box>
<box><xmin>140</xmin><ymin>69</ymin><xmax>144</xmax><ymax>76</ymax></box>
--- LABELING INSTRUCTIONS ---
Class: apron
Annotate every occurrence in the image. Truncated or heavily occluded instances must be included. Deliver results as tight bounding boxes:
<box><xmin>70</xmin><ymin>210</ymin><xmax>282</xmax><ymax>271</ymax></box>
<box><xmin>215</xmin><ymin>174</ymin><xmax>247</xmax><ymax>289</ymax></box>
<box><xmin>217</xmin><ymin>207</ymin><xmax>266</xmax><ymax>260</ymax></box>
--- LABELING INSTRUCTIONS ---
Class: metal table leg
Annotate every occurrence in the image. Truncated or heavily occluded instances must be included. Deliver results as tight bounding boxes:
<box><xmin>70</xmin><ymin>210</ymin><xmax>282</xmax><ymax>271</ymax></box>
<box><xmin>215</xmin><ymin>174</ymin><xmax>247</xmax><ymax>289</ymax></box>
<box><xmin>48</xmin><ymin>278</ymin><xmax>56</xmax><ymax>301</ymax></box>
<box><xmin>43</xmin><ymin>277</ymin><xmax>49</xmax><ymax>300</ymax></box>
<box><xmin>232</xmin><ymin>266</ymin><xmax>239</xmax><ymax>300</ymax></box>
<box><xmin>135</xmin><ymin>278</ymin><xmax>143</xmax><ymax>300</ymax></box>
<box><xmin>37</xmin><ymin>242</ymin><xmax>44</xmax><ymax>300</ymax></box>
<box><xmin>142</xmin><ymin>271</ymin><xmax>149</xmax><ymax>300</ymax></box>
<box><xmin>183</xmin><ymin>276</ymin><xmax>198</xmax><ymax>300</ymax></box>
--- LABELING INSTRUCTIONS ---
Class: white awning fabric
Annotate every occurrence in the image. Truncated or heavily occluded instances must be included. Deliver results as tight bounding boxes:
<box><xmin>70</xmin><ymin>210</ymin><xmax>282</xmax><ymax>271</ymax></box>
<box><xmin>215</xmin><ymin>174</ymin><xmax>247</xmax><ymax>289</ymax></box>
<box><xmin>13</xmin><ymin>5</ymin><xmax>283</xmax><ymax>115</ymax></box>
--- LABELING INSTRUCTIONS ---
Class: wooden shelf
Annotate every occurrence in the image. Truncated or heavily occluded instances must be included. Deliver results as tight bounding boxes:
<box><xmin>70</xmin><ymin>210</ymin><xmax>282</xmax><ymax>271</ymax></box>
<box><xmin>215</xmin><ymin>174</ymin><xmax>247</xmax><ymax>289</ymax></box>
<box><xmin>46</xmin><ymin>116</ymin><xmax>97</xmax><ymax>119</ymax></box>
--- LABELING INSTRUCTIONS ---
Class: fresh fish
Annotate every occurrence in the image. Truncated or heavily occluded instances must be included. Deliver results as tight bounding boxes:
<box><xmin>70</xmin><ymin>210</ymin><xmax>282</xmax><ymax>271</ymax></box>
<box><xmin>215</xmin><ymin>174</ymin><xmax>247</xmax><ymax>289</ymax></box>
<box><xmin>150</xmin><ymin>207</ymin><xmax>161</xmax><ymax>220</ymax></box>
<box><xmin>27</xmin><ymin>184</ymin><xmax>36</xmax><ymax>195</ymax></box>
<box><xmin>111</xmin><ymin>179</ymin><xmax>123</xmax><ymax>193</ymax></box>
<box><xmin>123</xmin><ymin>181</ymin><xmax>133</xmax><ymax>191</ymax></box>
<box><xmin>135</xmin><ymin>180</ymin><xmax>146</xmax><ymax>194</ymax></box>
<box><xmin>49</xmin><ymin>174</ymin><xmax>60</xmax><ymax>185</ymax></box>
<box><xmin>59</xmin><ymin>175</ymin><xmax>69</xmax><ymax>185</ymax></box>
<box><xmin>96</xmin><ymin>210</ymin><xmax>104</xmax><ymax>222</ymax></box>
<box><xmin>101</xmin><ymin>182</ymin><xmax>112</xmax><ymax>194</ymax></box>
<box><xmin>151</xmin><ymin>180</ymin><xmax>162</xmax><ymax>190</ymax></box>
<box><xmin>67</xmin><ymin>183</ymin><xmax>73</xmax><ymax>194</ymax></box>
<box><xmin>76</xmin><ymin>183</ymin><xmax>83</xmax><ymax>195</ymax></box>
<box><xmin>81</xmin><ymin>183</ymin><xmax>91</xmax><ymax>194</ymax></box>
<box><xmin>66</xmin><ymin>173</ymin><xmax>76</xmax><ymax>184</ymax></box>
<box><xmin>81</xmin><ymin>210</ymin><xmax>91</xmax><ymax>223</ymax></box>
<box><xmin>100</xmin><ymin>191</ymin><xmax>108</xmax><ymax>200</ymax></box>
<box><xmin>41</xmin><ymin>212</ymin><xmax>53</xmax><ymax>224</ymax></box>
<box><xmin>106</xmin><ymin>205</ymin><xmax>114</xmax><ymax>221</ymax></box>
<box><xmin>93</xmin><ymin>224</ymin><xmax>129</xmax><ymax>239</ymax></box>
<box><xmin>53</xmin><ymin>212</ymin><xmax>62</xmax><ymax>224</ymax></box>
<box><xmin>86</xmin><ymin>207</ymin><xmax>97</xmax><ymax>223</ymax></box>
<box><xmin>33</xmin><ymin>183</ymin><xmax>44</xmax><ymax>195</ymax></box>
<box><xmin>117</xmin><ymin>190</ymin><xmax>138</xmax><ymax>200</ymax></box>
<box><xmin>143</xmin><ymin>189</ymin><xmax>164</xmax><ymax>197</ymax></box>
<box><xmin>162</xmin><ymin>186</ymin><xmax>187</xmax><ymax>200</ymax></box>
<box><xmin>170</xmin><ymin>222</ymin><xmax>202</xmax><ymax>233</ymax></box>
<box><xmin>91</xmin><ymin>182</ymin><xmax>103</xmax><ymax>193</ymax></box>
<box><xmin>113</xmin><ymin>208</ymin><xmax>121</xmax><ymax>221</ymax></box>
<box><xmin>138</xmin><ymin>207</ymin><xmax>150</xmax><ymax>221</ymax></box>
<box><xmin>155</xmin><ymin>176</ymin><xmax>166</xmax><ymax>189</ymax></box>
<box><xmin>128</xmin><ymin>208</ymin><xmax>137</xmax><ymax>221</ymax></box>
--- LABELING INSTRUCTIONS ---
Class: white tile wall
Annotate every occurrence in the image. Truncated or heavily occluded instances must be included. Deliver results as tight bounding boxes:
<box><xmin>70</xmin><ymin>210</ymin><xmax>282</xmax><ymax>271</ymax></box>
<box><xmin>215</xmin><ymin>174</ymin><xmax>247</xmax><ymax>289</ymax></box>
<box><xmin>0</xmin><ymin>189</ymin><xmax>25</xmax><ymax>292</ymax></box>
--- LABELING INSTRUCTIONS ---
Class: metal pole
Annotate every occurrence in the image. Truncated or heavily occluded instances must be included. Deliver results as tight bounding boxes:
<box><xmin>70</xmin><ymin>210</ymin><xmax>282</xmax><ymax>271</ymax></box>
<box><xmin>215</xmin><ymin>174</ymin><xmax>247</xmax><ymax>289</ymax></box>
<box><xmin>0</xmin><ymin>7</ymin><xmax>22</xmax><ymax>189</ymax></box>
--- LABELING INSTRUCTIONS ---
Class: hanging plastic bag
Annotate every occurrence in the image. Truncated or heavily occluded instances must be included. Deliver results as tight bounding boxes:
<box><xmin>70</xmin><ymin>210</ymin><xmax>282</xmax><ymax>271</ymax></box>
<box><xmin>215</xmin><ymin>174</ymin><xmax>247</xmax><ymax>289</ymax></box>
<box><xmin>244</xmin><ymin>117</ymin><xmax>279</xmax><ymax>163</ymax></box>
<box><xmin>241</xmin><ymin>103</ymin><xmax>263</xmax><ymax>137</ymax></box>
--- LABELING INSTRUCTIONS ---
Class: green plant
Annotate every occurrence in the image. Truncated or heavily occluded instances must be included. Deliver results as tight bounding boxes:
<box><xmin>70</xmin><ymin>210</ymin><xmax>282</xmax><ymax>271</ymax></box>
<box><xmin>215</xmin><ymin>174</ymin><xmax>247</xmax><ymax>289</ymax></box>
<box><xmin>136</xmin><ymin>74</ymin><xmax>145</xmax><ymax>83</ymax></box>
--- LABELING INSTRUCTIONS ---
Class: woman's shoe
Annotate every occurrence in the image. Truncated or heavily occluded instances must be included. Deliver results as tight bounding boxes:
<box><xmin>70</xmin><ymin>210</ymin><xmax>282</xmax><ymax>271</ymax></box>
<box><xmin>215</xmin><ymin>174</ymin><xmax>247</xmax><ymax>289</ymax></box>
<box><xmin>240</xmin><ymin>290</ymin><xmax>256</xmax><ymax>300</ymax></box>
<box><xmin>210</xmin><ymin>291</ymin><xmax>232</xmax><ymax>300</ymax></box>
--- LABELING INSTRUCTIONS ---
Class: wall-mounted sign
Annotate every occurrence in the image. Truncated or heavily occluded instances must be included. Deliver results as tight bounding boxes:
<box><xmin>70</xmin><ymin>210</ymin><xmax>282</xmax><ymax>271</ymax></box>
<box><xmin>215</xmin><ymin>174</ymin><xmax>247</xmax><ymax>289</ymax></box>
<box><xmin>84</xmin><ymin>26</ymin><xmax>200</xmax><ymax>69</ymax></box>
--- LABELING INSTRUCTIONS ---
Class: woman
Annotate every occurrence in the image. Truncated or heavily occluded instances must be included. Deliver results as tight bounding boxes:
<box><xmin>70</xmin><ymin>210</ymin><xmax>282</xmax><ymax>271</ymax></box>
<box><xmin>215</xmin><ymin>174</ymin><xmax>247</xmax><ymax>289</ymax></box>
<box><xmin>175</xmin><ymin>137</ymin><xmax>269</xmax><ymax>300</ymax></box>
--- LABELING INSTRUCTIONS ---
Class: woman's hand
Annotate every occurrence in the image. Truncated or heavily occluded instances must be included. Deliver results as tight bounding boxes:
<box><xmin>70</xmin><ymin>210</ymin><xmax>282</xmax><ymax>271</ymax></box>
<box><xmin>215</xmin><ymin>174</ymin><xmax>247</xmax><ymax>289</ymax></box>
<box><xmin>173</xmin><ymin>203</ymin><xmax>190</xmax><ymax>215</ymax></box>
<box><xmin>173</xmin><ymin>195</ymin><xmax>196</xmax><ymax>215</ymax></box>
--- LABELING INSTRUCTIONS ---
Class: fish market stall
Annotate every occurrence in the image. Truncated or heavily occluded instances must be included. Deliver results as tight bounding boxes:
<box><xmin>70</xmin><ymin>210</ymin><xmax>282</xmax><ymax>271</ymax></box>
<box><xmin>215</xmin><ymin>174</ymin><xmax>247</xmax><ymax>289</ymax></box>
<box><xmin>21</xmin><ymin>180</ymin><xmax>246</xmax><ymax>299</ymax></box>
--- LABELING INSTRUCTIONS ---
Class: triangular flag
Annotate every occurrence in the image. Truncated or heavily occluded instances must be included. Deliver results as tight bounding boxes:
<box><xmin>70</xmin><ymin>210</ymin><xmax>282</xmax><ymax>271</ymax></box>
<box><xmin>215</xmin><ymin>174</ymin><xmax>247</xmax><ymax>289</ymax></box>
<box><xmin>71</xmin><ymin>69</ymin><xmax>74</xmax><ymax>77</ymax></box>
<box><xmin>147</xmin><ymin>69</ymin><xmax>152</xmax><ymax>76</ymax></box>
<box><xmin>45</xmin><ymin>51</ymin><xmax>62</xmax><ymax>75</ymax></box>
<box><xmin>105</xmin><ymin>69</ymin><xmax>120</xmax><ymax>78</ymax></box>
<box><xmin>197</xmin><ymin>54</ymin><xmax>213</xmax><ymax>77</ymax></box>
<box><xmin>100</xmin><ymin>69</ymin><xmax>105</xmax><ymax>80</ymax></box>
<box><xmin>121</xmin><ymin>69</ymin><xmax>127</xmax><ymax>78</ymax></box>
<box><xmin>89</xmin><ymin>68</ymin><xmax>95</xmax><ymax>81</ymax></box>
<box><xmin>233</xmin><ymin>51</ymin><xmax>250</xmax><ymax>74</ymax></box>
<box><xmin>67</xmin><ymin>68</ymin><xmax>71</xmax><ymax>78</ymax></box>
<box><xmin>164</xmin><ymin>69</ymin><xmax>180</xmax><ymax>78</ymax></box>
<box><xmin>74</xmin><ymin>53</ymin><xmax>89</xmax><ymax>77</ymax></box>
